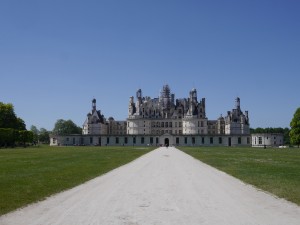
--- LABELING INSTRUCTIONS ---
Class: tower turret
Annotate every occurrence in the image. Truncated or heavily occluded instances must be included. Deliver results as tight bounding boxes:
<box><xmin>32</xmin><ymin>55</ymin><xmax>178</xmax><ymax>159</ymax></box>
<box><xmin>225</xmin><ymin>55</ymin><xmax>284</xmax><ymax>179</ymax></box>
<box><xmin>190</xmin><ymin>88</ymin><xmax>197</xmax><ymax>103</ymax></box>
<box><xmin>128</xmin><ymin>96</ymin><xmax>135</xmax><ymax>116</ymax></box>
<box><xmin>92</xmin><ymin>98</ymin><xmax>96</xmax><ymax>112</ymax></box>
<box><xmin>160</xmin><ymin>84</ymin><xmax>171</xmax><ymax>110</ymax></box>
<box><xmin>235</xmin><ymin>97</ymin><xmax>240</xmax><ymax>111</ymax></box>
<box><xmin>136</xmin><ymin>89</ymin><xmax>142</xmax><ymax>100</ymax></box>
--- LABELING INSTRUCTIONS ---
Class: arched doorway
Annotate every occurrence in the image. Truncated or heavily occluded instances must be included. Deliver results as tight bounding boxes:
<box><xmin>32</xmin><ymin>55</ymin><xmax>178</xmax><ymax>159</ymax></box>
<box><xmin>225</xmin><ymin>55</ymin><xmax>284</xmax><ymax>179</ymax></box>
<box><xmin>164</xmin><ymin>138</ymin><xmax>169</xmax><ymax>147</ymax></box>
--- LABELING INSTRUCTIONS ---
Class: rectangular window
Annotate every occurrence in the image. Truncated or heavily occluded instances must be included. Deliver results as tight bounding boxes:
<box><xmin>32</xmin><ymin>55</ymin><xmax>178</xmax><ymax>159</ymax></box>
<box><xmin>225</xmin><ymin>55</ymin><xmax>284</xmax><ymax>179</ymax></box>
<box><xmin>179</xmin><ymin>122</ymin><xmax>182</xmax><ymax>127</ymax></box>
<box><xmin>133</xmin><ymin>137</ymin><xmax>136</xmax><ymax>144</ymax></box>
<box><xmin>201</xmin><ymin>121</ymin><xmax>204</xmax><ymax>127</ymax></box>
<box><xmin>169</xmin><ymin>122</ymin><xmax>172</xmax><ymax>127</ymax></box>
<box><xmin>150</xmin><ymin>137</ymin><xmax>153</xmax><ymax>144</ymax></box>
<box><xmin>156</xmin><ymin>137</ymin><xmax>159</xmax><ymax>144</ymax></box>
<box><xmin>66</xmin><ymin>138</ymin><xmax>69</xmax><ymax>142</ymax></box>
<box><xmin>176</xmin><ymin>137</ymin><xmax>179</xmax><ymax>144</ymax></box>
<box><xmin>141</xmin><ymin>137</ymin><xmax>144</xmax><ymax>144</ymax></box>
<box><xmin>161</xmin><ymin>122</ymin><xmax>164</xmax><ymax>127</ymax></box>
<box><xmin>219</xmin><ymin>137</ymin><xmax>222</xmax><ymax>144</ymax></box>
<box><xmin>210</xmin><ymin>137</ymin><xmax>213</xmax><ymax>144</ymax></box>
<box><xmin>90</xmin><ymin>137</ymin><xmax>93</xmax><ymax>144</ymax></box>
<box><xmin>73</xmin><ymin>138</ymin><xmax>75</xmax><ymax>145</ymax></box>
<box><xmin>165</xmin><ymin>122</ymin><xmax>168</xmax><ymax>128</ymax></box>
<box><xmin>258</xmin><ymin>137</ymin><xmax>262</xmax><ymax>145</ymax></box>
<box><xmin>116</xmin><ymin>137</ymin><xmax>119</xmax><ymax>144</ymax></box>
<box><xmin>202</xmin><ymin>137</ymin><xmax>205</xmax><ymax>144</ymax></box>
<box><xmin>175</xmin><ymin>122</ymin><xmax>177</xmax><ymax>127</ymax></box>
<box><xmin>125</xmin><ymin>137</ymin><xmax>128</xmax><ymax>144</ymax></box>
<box><xmin>247</xmin><ymin>137</ymin><xmax>250</xmax><ymax>144</ymax></box>
<box><xmin>107</xmin><ymin>137</ymin><xmax>109</xmax><ymax>144</ymax></box>
<box><xmin>238</xmin><ymin>137</ymin><xmax>241</xmax><ymax>144</ymax></box>
<box><xmin>184</xmin><ymin>137</ymin><xmax>187</xmax><ymax>144</ymax></box>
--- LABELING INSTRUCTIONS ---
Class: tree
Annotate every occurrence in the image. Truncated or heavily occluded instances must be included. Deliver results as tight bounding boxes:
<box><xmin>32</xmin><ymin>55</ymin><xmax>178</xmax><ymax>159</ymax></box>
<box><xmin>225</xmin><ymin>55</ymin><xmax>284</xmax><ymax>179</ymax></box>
<box><xmin>18</xmin><ymin>130</ymin><xmax>33</xmax><ymax>147</ymax></box>
<box><xmin>30</xmin><ymin>125</ymin><xmax>39</xmax><ymax>144</ymax></box>
<box><xmin>39</xmin><ymin>128</ymin><xmax>50</xmax><ymax>143</ymax></box>
<box><xmin>52</xmin><ymin>119</ymin><xmax>82</xmax><ymax>135</ymax></box>
<box><xmin>0</xmin><ymin>102</ymin><xmax>28</xmax><ymax>147</ymax></box>
<box><xmin>0</xmin><ymin>102</ymin><xmax>25</xmax><ymax>130</ymax></box>
<box><xmin>290</xmin><ymin>108</ymin><xmax>300</xmax><ymax>147</ymax></box>
<box><xmin>283</xmin><ymin>128</ymin><xmax>290</xmax><ymax>145</ymax></box>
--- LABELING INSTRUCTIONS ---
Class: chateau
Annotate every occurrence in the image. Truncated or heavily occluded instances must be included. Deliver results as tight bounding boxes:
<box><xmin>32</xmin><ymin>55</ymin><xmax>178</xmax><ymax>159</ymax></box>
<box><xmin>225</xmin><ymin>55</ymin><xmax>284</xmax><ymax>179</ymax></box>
<box><xmin>50</xmin><ymin>85</ymin><xmax>251</xmax><ymax>146</ymax></box>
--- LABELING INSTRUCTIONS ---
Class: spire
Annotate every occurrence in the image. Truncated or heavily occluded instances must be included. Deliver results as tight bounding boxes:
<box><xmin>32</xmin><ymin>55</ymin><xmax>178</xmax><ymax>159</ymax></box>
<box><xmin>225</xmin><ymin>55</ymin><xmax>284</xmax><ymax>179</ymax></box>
<box><xmin>160</xmin><ymin>84</ymin><xmax>171</xmax><ymax>110</ymax></box>
<box><xmin>235</xmin><ymin>97</ymin><xmax>240</xmax><ymax>110</ymax></box>
<box><xmin>136</xmin><ymin>89</ymin><xmax>142</xmax><ymax>100</ymax></box>
<box><xmin>92</xmin><ymin>98</ymin><xmax>96</xmax><ymax>112</ymax></box>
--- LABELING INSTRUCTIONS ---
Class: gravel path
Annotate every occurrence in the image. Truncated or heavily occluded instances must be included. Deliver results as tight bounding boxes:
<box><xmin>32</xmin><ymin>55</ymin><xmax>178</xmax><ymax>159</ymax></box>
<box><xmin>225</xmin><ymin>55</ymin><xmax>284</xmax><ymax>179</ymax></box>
<box><xmin>1</xmin><ymin>147</ymin><xmax>299</xmax><ymax>225</ymax></box>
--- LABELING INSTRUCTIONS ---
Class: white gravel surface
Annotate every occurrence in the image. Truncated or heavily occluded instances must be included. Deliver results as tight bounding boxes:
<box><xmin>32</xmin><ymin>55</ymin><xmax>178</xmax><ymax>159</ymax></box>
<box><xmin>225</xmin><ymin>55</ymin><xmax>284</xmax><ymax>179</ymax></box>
<box><xmin>1</xmin><ymin>147</ymin><xmax>300</xmax><ymax>225</ymax></box>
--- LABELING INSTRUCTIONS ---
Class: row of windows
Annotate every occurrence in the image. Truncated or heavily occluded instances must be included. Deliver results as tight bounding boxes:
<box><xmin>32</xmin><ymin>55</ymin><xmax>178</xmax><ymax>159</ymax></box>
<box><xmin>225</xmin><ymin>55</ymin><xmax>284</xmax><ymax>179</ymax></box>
<box><xmin>148</xmin><ymin>121</ymin><xmax>207</xmax><ymax>128</ymax></box>
<box><xmin>86</xmin><ymin>136</ymin><xmax>248</xmax><ymax>145</ymax></box>
<box><xmin>151</xmin><ymin>122</ymin><xmax>181</xmax><ymax>128</ymax></box>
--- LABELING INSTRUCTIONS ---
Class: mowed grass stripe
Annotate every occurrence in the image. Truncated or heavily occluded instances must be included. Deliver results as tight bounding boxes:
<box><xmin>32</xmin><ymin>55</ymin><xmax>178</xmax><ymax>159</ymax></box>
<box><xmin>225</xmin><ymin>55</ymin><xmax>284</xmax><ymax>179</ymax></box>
<box><xmin>0</xmin><ymin>145</ymin><xmax>155</xmax><ymax>216</ymax></box>
<box><xmin>179</xmin><ymin>147</ymin><xmax>300</xmax><ymax>205</ymax></box>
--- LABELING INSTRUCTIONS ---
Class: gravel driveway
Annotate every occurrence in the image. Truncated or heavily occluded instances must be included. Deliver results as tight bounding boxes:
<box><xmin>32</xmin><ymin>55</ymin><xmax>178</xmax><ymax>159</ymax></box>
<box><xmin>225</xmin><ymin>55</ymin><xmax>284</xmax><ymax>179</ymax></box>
<box><xmin>1</xmin><ymin>147</ymin><xmax>299</xmax><ymax>225</ymax></box>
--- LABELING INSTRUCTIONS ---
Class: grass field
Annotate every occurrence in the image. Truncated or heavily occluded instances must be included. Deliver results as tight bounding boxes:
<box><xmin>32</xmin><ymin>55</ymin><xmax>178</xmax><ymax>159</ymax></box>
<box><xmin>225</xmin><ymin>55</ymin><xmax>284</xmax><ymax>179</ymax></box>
<box><xmin>179</xmin><ymin>146</ymin><xmax>300</xmax><ymax>205</ymax></box>
<box><xmin>0</xmin><ymin>145</ymin><xmax>155</xmax><ymax>216</ymax></box>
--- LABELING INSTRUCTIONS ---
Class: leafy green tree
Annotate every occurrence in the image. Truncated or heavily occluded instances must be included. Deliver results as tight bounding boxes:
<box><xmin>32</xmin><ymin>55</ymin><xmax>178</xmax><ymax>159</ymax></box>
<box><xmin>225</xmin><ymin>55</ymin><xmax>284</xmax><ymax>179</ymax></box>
<box><xmin>0</xmin><ymin>128</ymin><xmax>18</xmax><ymax>147</ymax></box>
<box><xmin>30</xmin><ymin>125</ymin><xmax>39</xmax><ymax>144</ymax></box>
<box><xmin>0</xmin><ymin>102</ymin><xmax>25</xmax><ymax>130</ymax></box>
<box><xmin>0</xmin><ymin>102</ymin><xmax>28</xmax><ymax>147</ymax></box>
<box><xmin>290</xmin><ymin>108</ymin><xmax>300</xmax><ymax>147</ymax></box>
<box><xmin>283</xmin><ymin>128</ymin><xmax>290</xmax><ymax>145</ymax></box>
<box><xmin>52</xmin><ymin>119</ymin><xmax>82</xmax><ymax>135</ymax></box>
<box><xmin>18</xmin><ymin>130</ymin><xmax>33</xmax><ymax>147</ymax></box>
<box><xmin>39</xmin><ymin>128</ymin><xmax>50</xmax><ymax>143</ymax></box>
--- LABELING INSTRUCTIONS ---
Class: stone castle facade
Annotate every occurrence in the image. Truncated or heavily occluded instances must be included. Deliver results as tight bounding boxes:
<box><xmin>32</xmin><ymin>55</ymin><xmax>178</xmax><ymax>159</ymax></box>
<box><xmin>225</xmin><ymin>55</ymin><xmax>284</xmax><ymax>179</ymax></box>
<box><xmin>50</xmin><ymin>85</ymin><xmax>251</xmax><ymax>147</ymax></box>
<box><xmin>127</xmin><ymin>85</ymin><xmax>249</xmax><ymax>136</ymax></box>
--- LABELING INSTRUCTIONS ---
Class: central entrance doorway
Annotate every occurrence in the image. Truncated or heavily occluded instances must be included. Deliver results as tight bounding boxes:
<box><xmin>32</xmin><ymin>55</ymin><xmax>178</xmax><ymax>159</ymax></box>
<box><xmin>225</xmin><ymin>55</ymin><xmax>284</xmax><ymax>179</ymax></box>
<box><xmin>164</xmin><ymin>138</ymin><xmax>169</xmax><ymax>147</ymax></box>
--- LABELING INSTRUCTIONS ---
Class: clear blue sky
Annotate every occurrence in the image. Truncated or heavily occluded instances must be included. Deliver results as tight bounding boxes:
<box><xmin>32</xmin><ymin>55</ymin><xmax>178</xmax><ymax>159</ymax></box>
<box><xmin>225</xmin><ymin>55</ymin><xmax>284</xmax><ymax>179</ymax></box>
<box><xmin>1</xmin><ymin>0</ymin><xmax>299</xmax><ymax>131</ymax></box>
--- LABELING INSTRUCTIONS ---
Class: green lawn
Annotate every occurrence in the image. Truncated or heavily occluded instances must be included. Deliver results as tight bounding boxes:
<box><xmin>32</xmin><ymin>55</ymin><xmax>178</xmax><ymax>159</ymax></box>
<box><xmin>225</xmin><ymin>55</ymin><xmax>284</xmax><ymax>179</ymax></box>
<box><xmin>178</xmin><ymin>146</ymin><xmax>300</xmax><ymax>205</ymax></box>
<box><xmin>0</xmin><ymin>145</ymin><xmax>155</xmax><ymax>216</ymax></box>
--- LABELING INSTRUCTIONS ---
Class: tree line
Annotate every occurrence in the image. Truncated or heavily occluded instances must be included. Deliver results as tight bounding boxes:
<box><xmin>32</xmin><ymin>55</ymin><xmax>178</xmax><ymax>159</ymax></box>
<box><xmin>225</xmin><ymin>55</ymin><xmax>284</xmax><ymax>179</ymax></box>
<box><xmin>29</xmin><ymin>119</ymin><xmax>82</xmax><ymax>144</ymax></box>
<box><xmin>0</xmin><ymin>102</ymin><xmax>33</xmax><ymax>147</ymax></box>
<box><xmin>0</xmin><ymin>101</ymin><xmax>82</xmax><ymax>148</ymax></box>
